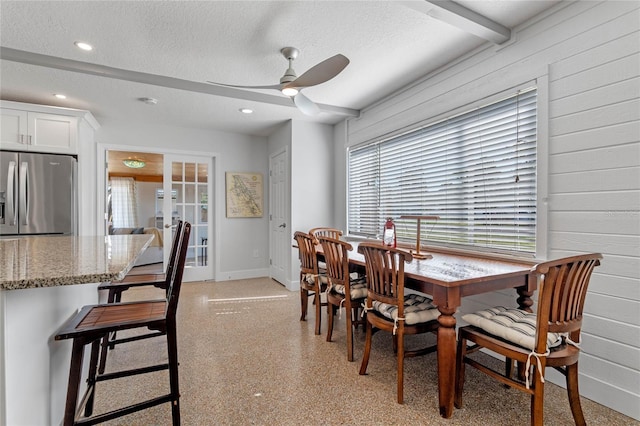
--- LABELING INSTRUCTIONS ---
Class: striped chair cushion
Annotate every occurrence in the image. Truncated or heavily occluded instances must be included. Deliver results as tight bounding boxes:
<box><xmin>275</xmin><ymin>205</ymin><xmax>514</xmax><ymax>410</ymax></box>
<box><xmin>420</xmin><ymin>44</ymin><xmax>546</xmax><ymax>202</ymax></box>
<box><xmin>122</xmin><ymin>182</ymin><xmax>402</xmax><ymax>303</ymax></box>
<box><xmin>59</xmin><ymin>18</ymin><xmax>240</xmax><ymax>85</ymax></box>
<box><xmin>462</xmin><ymin>306</ymin><xmax>561</xmax><ymax>351</ymax></box>
<box><xmin>373</xmin><ymin>293</ymin><xmax>439</xmax><ymax>325</ymax></box>
<box><xmin>303</xmin><ymin>272</ymin><xmax>329</xmax><ymax>285</ymax></box>
<box><xmin>330</xmin><ymin>274</ymin><xmax>368</xmax><ymax>299</ymax></box>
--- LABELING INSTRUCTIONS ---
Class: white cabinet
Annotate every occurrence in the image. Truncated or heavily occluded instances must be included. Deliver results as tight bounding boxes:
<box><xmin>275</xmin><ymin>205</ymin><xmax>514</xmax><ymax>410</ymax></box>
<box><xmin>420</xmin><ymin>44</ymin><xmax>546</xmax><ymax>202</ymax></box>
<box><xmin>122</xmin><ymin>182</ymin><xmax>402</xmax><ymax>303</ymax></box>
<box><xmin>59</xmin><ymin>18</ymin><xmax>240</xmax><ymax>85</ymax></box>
<box><xmin>0</xmin><ymin>108</ymin><xmax>27</xmax><ymax>149</ymax></box>
<box><xmin>1</xmin><ymin>106</ymin><xmax>78</xmax><ymax>154</ymax></box>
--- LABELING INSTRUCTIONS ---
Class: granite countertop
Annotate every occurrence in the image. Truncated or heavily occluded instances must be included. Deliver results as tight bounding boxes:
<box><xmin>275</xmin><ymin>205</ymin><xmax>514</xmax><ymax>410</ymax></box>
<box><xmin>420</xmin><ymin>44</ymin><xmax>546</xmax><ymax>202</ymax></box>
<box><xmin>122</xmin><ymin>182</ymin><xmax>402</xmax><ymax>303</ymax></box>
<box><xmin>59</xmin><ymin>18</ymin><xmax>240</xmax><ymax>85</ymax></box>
<box><xmin>0</xmin><ymin>234</ymin><xmax>154</xmax><ymax>290</ymax></box>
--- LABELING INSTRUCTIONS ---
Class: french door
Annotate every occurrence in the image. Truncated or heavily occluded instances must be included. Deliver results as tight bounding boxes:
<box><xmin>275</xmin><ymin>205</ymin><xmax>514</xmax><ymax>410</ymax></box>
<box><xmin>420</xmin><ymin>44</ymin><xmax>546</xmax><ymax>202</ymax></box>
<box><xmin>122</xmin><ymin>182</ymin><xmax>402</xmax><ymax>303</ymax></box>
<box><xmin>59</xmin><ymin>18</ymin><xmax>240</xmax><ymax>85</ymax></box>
<box><xmin>163</xmin><ymin>154</ymin><xmax>212</xmax><ymax>282</ymax></box>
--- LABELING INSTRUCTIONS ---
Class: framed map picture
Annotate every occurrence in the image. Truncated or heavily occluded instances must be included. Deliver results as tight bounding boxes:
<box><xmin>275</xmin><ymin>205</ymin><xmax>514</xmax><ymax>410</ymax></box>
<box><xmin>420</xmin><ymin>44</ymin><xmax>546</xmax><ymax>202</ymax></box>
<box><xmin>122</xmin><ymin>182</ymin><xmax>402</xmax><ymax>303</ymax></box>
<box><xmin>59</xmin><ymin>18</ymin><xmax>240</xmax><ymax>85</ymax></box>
<box><xmin>225</xmin><ymin>172</ymin><xmax>263</xmax><ymax>218</ymax></box>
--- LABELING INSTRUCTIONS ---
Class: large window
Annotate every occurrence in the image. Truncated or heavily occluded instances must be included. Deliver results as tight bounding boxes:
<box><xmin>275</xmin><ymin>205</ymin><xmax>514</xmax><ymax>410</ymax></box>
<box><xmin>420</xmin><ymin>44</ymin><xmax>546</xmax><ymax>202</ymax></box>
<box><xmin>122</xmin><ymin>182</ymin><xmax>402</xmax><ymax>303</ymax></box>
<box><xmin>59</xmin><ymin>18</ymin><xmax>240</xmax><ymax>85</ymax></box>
<box><xmin>348</xmin><ymin>88</ymin><xmax>537</xmax><ymax>255</ymax></box>
<box><xmin>109</xmin><ymin>177</ymin><xmax>138</xmax><ymax>228</ymax></box>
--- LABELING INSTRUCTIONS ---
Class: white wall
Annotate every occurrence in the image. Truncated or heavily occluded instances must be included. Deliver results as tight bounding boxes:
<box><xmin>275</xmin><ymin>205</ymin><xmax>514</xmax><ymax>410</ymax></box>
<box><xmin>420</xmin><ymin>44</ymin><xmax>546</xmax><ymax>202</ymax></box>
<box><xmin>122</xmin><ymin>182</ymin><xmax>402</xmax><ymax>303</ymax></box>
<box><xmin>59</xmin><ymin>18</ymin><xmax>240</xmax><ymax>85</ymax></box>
<box><xmin>291</xmin><ymin>121</ymin><xmax>335</xmax><ymax>232</ymax></box>
<box><xmin>335</xmin><ymin>1</ymin><xmax>639</xmax><ymax>420</ymax></box>
<box><xmin>88</xmin><ymin>119</ymin><xmax>270</xmax><ymax>281</ymax></box>
<box><xmin>267</xmin><ymin>120</ymin><xmax>335</xmax><ymax>289</ymax></box>
<box><xmin>136</xmin><ymin>181</ymin><xmax>161</xmax><ymax>228</ymax></box>
<box><xmin>290</xmin><ymin>121</ymin><xmax>335</xmax><ymax>287</ymax></box>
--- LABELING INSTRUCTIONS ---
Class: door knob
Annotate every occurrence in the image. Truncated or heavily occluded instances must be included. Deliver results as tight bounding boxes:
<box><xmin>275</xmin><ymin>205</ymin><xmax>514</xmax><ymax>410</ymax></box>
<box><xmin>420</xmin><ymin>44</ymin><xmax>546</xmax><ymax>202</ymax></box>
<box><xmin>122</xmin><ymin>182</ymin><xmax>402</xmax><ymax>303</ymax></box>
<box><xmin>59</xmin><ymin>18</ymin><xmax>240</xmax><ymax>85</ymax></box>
<box><xmin>279</xmin><ymin>223</ymin><xmax>286</xmax><ymax>228</ymax></box>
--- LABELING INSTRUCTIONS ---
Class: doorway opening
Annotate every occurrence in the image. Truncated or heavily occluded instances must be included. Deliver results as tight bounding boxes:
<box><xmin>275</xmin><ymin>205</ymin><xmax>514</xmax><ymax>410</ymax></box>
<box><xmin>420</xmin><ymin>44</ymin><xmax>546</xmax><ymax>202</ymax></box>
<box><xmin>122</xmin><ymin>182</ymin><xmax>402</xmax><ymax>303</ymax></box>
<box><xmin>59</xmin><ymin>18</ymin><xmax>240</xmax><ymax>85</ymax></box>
<box><xmin>105</xmin><ymin>150</ymin><xmax>213</xmax><ymax>281</ymax></box>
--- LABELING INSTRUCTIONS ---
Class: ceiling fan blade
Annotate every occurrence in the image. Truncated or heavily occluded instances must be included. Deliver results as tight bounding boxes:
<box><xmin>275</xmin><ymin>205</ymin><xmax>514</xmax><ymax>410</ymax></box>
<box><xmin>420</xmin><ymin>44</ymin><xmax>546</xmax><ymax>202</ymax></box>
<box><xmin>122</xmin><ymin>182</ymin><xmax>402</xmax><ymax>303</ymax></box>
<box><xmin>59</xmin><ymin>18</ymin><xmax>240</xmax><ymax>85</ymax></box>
<box><xmin>284</xmin><ymin>54</ymin><xmax>349</xmax><ymax>90</ymax></box>
<box><xmin>206</xmin><ymin>81</ymin><xmax>283</xmax><ymax>91</ymax></box>
<box><xmin>293</xmin><ymin>92</ymin><xmax>320</xmax><ymax>116</ymax></box>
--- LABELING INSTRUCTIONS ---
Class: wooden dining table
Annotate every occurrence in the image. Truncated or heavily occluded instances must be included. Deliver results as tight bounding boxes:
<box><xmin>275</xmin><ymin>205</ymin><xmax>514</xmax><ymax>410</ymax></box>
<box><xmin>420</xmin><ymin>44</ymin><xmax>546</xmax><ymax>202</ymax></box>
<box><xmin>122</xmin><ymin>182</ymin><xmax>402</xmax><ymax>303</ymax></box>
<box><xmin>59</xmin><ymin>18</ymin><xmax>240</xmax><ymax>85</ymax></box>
<box><xmin>331</xmin><ymin>240</ymin><xmax>536</xmax><ymax>418</ymax></box>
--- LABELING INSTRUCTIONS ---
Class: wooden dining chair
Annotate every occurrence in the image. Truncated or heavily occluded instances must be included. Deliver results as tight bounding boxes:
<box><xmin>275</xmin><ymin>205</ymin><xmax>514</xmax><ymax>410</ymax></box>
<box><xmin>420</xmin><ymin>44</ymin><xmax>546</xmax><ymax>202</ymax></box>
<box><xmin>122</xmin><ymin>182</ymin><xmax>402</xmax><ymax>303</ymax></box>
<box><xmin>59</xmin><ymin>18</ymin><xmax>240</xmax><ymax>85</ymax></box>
<box><xmin>54</xmin><ymin>222</ymin><xmax>191</xmax><ymax>426</ymax></box>
<box><xmin>97</xmin><ymin>220</ymin><xmax>184</xmax><ymax>374</ymax></box>
<box><xmin>357</xmin><ymin>242</ymin><xmax>440</xmax><ymax>404</ymax></box>
<box><xmin>294</xmin><ymin>231</ymin><xmax>328</xmax><ymax>335</ymax></box>
<box><xmin>454</xmin><ymin>253</ymin><xmax>602</xmax><ymax>426</ymax></box>
<box><xmin>309</xmin><ymin>227</ymin><xmax>343</xmax><ymax>240</ymax></box>
<box><xmin>317</xmin><ymin>235</ymin><xmax>367</xmax><ymax>361</ymax></box>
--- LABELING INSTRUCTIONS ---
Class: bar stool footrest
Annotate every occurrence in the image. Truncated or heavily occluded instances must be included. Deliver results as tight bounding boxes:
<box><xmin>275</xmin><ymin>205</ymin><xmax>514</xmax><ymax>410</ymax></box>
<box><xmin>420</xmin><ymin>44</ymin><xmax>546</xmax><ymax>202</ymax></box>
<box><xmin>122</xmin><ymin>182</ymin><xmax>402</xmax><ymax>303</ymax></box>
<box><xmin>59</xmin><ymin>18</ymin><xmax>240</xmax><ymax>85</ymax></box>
<box><xmin>108</xmin><ymin>331</ymin><xmax>165</xmax><ymax>347</ymax></box>
<box><xmin>75</xmin><ymin>394</ymin><xmax>174</xmax><ymax>426</ymax></box>
<box><xmin>96</xmin><ymin>362</ymin><xmax>170</xmax><ymax>382</ymax></box>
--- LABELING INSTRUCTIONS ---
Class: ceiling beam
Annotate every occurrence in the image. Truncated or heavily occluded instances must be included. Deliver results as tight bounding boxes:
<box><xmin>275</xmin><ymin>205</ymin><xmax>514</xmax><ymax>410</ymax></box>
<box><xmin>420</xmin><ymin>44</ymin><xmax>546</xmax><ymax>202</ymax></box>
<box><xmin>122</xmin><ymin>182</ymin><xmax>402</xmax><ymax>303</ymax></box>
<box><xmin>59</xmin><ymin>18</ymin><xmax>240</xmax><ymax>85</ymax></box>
<box><xmin>404</xmin><ymin>1</ymin><xmax>511</xmax><ymax>44</ymax></box>
<box><xmin>0</xmin><ymin>47</ymin><xmax>360</xmax><ymax>117</ymax></box>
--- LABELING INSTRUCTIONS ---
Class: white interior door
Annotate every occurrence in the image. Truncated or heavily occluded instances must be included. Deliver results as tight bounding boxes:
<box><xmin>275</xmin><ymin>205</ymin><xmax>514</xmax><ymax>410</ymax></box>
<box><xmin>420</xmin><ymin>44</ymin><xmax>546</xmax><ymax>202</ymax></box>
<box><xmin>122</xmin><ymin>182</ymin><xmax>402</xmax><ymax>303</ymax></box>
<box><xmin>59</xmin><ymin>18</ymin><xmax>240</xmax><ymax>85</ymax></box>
<box><xmin>269</xmin><ymin>149</ymin><xmax>288</xmax><ymax>286</ymax></box>
<box><xmin>163</xmin><ymin>154</ymin><xmax>212</xmax><ymax>282</ymax></box>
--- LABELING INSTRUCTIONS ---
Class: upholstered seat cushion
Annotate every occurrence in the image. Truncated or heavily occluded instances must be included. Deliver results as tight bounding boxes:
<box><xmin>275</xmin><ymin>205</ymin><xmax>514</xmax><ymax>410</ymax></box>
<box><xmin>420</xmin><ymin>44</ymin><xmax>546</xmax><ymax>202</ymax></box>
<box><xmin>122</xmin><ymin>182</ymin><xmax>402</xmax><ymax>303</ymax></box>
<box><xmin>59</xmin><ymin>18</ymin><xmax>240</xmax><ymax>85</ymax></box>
<box><xmin>462</xmin><ymin>306</ymin><xmax>562</xmax><ymax>351</ymax></box>
<box><xmin>329</xmin><ymin>274</ymin><xmax>368</xmax><ymax>299</ymax></box>
<box><xmin>373</xmin><ymin>293</ymin><xmax>439</xmax><ymax>325</ymax></box>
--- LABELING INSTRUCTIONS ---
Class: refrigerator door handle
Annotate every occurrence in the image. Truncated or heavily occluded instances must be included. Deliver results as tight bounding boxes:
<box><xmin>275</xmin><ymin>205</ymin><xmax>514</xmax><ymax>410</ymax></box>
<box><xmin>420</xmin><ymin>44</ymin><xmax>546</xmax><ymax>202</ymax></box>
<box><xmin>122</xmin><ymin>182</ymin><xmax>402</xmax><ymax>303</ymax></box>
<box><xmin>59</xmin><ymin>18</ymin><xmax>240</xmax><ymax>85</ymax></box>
<box><xmin>19</xmin><ymin>161</ymin><xmax>29</xmax><ymax>226</ymax></box>
<box><xmin>7</xmin><ymin>161</ymin><xmax>17</xmax><ymax>226</ymax></box>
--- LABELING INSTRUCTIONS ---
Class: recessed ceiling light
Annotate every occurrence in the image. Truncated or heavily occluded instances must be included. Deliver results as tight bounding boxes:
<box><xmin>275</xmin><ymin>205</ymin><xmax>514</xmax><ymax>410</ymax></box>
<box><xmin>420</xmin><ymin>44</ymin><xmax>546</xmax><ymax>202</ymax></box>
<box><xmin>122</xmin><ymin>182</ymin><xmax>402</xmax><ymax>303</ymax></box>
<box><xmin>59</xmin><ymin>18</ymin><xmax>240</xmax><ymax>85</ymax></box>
<box><xmin>74</xmin><ymin>41</ymin><xmax>93</xmax><ymax>51</ymax></box>
<box><xmin>54</xmin><ymin>94</ymin><xmax>67</xmax><ymax>99</ymax></box>
<box><xmin>139</xmin><ymin>97</ymin><xmax>158</xmax><ymax>105</ymax></box>
<box><xmin>239</xmin><ymin>108</ymin><xmax>253</xmax><ymax>114</ymax></box>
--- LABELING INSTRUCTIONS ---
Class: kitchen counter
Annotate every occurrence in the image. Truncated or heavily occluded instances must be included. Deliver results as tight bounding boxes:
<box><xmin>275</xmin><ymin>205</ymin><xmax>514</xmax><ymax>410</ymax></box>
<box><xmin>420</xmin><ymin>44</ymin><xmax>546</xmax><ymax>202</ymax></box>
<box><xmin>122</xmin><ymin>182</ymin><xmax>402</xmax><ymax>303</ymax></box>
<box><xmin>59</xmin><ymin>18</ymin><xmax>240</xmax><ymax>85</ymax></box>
<box><xmin>0</xmin><ymin>234</ymin><xmax>154</xmax><ymax>426</ymax></box>
<box><xmin>0</xmin><ymin>234</ymin><xmax>153</xmax><ymax>290</ymax></box>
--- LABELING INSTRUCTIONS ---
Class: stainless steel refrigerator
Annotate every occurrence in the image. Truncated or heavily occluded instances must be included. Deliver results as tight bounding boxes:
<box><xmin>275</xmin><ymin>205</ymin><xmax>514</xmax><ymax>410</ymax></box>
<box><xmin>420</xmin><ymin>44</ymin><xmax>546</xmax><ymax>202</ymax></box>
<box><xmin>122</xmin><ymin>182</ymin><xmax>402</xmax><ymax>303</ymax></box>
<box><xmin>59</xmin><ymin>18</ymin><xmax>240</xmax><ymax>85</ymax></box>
<box><xmin>0</xmin><ymin>151</ymin><xmax>76</xmax><ymax>236</ymax></box>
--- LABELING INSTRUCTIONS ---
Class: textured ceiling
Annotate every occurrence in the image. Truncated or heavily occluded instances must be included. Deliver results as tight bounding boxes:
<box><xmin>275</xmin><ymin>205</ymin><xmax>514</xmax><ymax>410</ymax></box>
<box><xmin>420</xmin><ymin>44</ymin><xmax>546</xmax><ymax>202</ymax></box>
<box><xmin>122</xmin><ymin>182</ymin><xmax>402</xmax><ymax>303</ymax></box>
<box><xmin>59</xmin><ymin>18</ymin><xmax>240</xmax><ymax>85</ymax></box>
<box><xmin>0</xmin><ymin>1</ymin><xmax>560</xmax><ymax>137</ymax></box>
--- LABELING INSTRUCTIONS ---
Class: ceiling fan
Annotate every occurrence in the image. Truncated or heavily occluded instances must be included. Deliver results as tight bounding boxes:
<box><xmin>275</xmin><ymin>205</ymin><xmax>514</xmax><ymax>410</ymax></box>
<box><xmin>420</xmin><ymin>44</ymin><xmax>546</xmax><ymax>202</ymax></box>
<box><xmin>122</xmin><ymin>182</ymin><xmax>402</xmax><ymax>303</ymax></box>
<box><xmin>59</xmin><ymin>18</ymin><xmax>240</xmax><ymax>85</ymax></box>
<box><xmin>207</xmin><ymin>47</ymin><xmax>349</xmax><ymax>115</ymax></box>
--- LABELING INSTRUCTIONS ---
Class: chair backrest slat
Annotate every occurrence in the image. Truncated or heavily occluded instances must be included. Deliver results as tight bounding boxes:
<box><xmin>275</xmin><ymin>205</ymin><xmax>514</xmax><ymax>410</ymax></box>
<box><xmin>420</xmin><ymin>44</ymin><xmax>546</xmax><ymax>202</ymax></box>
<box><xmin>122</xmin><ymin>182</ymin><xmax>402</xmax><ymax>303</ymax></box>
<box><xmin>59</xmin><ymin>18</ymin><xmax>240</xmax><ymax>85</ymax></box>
<box><xmin>533</xmin><ymin>253</ymin><xmax>602</xmax><ymax>348</ymax></box>
<box><xmin>165</xmin><ymin>222</ymin><xmax>191</xmax><ymax>319</ymax></box>
<box><xmin>317</xmin><ymin>236</ymin><xmax>352</xmax><ymax>287</ymax></box>
<box><xmin>162</xmin><ymin>221</ymin><xmax>184</xmax><ymax>291</ymax></box>
<box><xmin>309</xmin><ymin>227</ymin><xmax>343</xmax><ymax>240</ymax></box>
<box><xmin>293</xmin><ymin>231</ymin><xmax>319</xmax><ymax>276</ymax></box>
<box><xmin>358</xmin><ymin>242</ymin><xmax>413</xmax><ymax>313</ymax></box>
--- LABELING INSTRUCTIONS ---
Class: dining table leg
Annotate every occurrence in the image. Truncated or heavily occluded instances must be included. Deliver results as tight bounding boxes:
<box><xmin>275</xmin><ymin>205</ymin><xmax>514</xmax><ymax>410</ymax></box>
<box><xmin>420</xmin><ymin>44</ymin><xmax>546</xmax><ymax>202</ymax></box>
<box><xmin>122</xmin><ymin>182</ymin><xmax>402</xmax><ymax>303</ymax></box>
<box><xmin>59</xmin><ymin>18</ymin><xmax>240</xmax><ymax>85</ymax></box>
<box><xmin>516</xmin><ymin>286</ymin><xmax>535</xmax><ymax>313</ymax></box>
<box><xmin>436</xmin><ymin>304</ymin><xmax>457</xmax><ymax>418</ymax></box>
<box><xmin>516</xmin><ymin>281</ymin><xmax>536</xmax><ymax>380</ymax></box>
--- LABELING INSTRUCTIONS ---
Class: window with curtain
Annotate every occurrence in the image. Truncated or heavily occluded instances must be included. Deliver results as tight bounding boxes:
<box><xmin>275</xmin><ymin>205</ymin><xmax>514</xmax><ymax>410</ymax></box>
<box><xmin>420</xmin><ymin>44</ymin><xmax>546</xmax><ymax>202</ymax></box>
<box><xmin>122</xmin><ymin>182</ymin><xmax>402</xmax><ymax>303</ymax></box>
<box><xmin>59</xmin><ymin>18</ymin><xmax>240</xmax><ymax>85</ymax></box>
<box><xmin>110</xmin><ymin>177</ymin><xmax>138</xmax><ymax>228</ymax></box>
<box><xmin>348</xmin><ymin>88</ymin><xmax>537</xmax><ymax>255</ymax></box>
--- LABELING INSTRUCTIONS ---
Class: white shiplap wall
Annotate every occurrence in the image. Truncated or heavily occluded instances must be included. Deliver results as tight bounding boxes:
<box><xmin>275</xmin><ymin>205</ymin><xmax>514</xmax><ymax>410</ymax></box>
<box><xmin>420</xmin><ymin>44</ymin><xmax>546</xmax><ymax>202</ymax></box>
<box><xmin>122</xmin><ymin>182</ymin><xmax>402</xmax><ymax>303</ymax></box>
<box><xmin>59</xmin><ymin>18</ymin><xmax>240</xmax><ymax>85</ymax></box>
<box><xmin>339</xmin><ymin>1</ymin><xmax>639</xmax><ymax>420</ymax></box>
<box><xmin>545</xmin><ymin>2</ymin><xmax>640</xmax><ymax>418</ymax></box>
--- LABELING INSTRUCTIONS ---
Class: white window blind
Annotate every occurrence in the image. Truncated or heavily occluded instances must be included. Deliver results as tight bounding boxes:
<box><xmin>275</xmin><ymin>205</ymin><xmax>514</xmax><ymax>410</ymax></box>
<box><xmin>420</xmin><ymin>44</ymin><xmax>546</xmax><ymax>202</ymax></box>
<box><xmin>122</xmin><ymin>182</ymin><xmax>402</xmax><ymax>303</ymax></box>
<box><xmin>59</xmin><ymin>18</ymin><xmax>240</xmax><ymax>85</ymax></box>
<box><xmin>348</xmin><ymin>88</ymin><xmax>537</xmax><ymax>255</ymax></box>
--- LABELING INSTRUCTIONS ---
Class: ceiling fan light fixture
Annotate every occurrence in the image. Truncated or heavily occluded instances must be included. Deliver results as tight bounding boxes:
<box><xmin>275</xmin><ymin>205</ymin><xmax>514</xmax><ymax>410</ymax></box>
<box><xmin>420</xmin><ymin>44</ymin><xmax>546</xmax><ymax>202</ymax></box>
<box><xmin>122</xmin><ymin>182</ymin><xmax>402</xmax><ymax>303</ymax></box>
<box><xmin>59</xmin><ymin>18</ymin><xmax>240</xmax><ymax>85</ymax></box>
<box><xmin>281</xmin><ymin>87</ymin><xmax>299</xmax><ymax>97</ymax></box>
<box><xmin>123</xmin><ymin>159</ymin><xmax>146</xmax><ymax>169</ymax></box>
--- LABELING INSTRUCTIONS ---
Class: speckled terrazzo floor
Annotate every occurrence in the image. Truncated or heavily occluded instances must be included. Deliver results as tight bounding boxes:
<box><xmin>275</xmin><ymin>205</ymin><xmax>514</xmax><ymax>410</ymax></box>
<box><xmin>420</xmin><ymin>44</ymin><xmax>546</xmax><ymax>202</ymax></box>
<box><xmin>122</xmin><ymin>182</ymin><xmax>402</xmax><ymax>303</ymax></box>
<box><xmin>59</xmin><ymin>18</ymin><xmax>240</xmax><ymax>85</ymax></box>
<box><xmin>90</xmin><ymin>278</ymin><xmax>636</xmax><ymax>425</ymax></box>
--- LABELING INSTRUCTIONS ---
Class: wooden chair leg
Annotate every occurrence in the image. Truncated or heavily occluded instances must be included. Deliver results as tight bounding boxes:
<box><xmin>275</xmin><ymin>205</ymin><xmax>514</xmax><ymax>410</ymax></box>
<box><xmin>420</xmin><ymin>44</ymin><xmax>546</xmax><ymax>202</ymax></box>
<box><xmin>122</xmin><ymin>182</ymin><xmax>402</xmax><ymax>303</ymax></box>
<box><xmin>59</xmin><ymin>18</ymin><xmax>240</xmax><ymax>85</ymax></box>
<box><xmin>454</xmin><ymin>335</ymin><xmax>467</xmax><ymax>409</ymax></box>
<box><xmin>359</xmin><ymin>322</ymin><xmax>373</xmax><ymax>375</ymax></box>
<box><xmin>397</xmin><ymin>331</ymin><xmax>404</xmax><ymax>404</ymax></box>
<box><xmin>531</xmin><ymin>369</ymin><xmax>545</xmax><ymax>426</ymax></box>
<box><xmin>166</xmin><ymin>325</ymin><xmax>181</xmax><ymax>425</ymax></box>
<box><xmin>63</xmin><ymin>338</ymin><xmax>86</xmax><ymax>426</ymax></box>
<box><xmin>326</xmin><ymin>303</ymin><xmax>335</xmax><ymax>342</ymax></box>
<box><xmin>300</xmin><ymin>287</ymin><xmax>308</xmax><ymax>321</ymax></box>
<box><xmin>84</xmin><ymin>339</ymin><xmax>101</xmax><ymax>417</ymax></box>
<box><xmin>98</xmin><ymin>285</ymin><xmax>122</xmax><ymax>374</ymax></box>
<box><xmin>505</xmin><ymin>357</ymin><xmax>514</xmax><ymax>384</ymax></box>
<box><xmin>314</xmin><ymin>291</ymin><xmax>322</xmax><ymax>335</ymax></box>
<box><xmin>566</xmin><ymin>363</ymin><xmax>586</xmax><ymax>426</ymax></box>
<box><xmin>98</xmin><ymin>333</ymin><xmax>110</xmax><ymax>374</ymax></box>
<box><xmin>346</xmin><ymin>310</ymin><xmax>354</xmax><ymax>362</ymax></box>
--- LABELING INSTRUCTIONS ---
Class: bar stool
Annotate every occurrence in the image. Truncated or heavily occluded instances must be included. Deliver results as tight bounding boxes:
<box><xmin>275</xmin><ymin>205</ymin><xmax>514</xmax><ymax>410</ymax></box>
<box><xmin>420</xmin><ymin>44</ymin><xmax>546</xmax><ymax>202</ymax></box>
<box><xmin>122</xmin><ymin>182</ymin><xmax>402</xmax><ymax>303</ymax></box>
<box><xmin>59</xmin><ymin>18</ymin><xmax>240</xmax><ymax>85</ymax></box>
<box><xmin>54</xmin><ymin>222</ymin><xmax>190</xmax><ymax>426</ymax></box>
<box><xmin>97</xmin><ymin>221</ymin><xmax>184</xmax><ymax>374</ymax></box>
